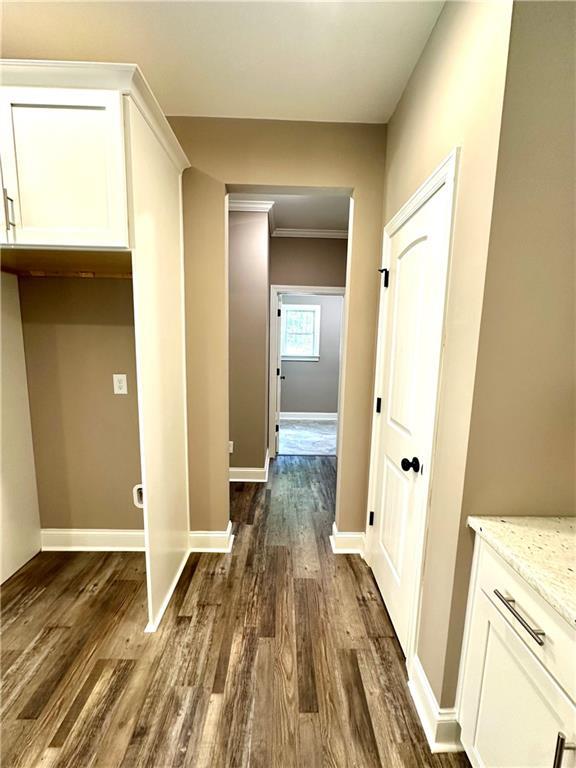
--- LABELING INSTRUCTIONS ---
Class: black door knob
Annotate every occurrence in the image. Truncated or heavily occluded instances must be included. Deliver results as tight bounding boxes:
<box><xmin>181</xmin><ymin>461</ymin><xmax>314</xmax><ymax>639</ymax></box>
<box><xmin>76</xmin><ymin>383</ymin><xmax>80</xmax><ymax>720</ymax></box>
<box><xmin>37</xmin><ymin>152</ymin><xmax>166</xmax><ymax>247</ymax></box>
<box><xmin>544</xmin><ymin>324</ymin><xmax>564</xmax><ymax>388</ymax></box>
<box><xmin>401</xmin><ymin>457</ymin><xmax>420</xmax><ymax>473</ymax></box>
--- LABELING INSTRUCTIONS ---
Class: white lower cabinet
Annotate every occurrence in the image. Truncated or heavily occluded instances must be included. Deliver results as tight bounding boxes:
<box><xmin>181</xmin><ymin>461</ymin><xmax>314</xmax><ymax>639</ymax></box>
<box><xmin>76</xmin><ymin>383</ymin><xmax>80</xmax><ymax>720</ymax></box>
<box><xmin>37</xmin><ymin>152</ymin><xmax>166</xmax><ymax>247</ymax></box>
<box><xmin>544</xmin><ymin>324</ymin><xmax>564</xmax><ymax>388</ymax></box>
<box><xmin>459</xmin><ymin>541</ymin><xmax>576</xmax><ymax>768</ymax></box>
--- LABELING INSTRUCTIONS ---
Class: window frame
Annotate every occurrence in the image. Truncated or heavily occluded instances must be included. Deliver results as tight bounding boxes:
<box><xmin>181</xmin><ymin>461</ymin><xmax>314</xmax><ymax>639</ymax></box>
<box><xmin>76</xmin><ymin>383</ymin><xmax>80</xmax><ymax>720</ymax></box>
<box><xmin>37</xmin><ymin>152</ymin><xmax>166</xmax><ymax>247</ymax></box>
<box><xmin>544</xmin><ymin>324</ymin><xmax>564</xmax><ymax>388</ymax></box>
<box><xmin>280</xmin><ymin>303</ymin><xmax>322</xmax><ymax>361</ymax></box>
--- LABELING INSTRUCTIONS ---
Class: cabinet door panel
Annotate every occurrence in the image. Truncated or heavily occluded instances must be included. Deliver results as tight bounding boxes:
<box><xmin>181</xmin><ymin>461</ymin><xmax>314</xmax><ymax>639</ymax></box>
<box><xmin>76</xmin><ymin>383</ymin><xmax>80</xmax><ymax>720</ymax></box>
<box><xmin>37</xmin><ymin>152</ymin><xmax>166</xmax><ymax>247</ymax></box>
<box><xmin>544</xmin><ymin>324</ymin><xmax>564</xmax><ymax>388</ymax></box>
<box><xmin>460</xmin><ymin>589</ymin><xmax>576</xmax><ymax>768</ymax></box>
<box><xmin>0</xmin><ymin>87</ymin><xmax>128</xmax><ymax>247</ymax></box>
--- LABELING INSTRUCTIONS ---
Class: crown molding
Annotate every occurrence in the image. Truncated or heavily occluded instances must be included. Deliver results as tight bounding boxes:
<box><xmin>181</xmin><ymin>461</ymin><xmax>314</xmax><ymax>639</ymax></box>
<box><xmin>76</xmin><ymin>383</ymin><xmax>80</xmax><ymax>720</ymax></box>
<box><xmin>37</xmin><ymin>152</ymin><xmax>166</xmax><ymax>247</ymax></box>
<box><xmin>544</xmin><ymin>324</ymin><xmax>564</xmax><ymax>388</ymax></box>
<box><xmin>271</xmin><ymin>228</ymin><xmax>348</xmax><ymax>239</ymax></box>
<box><xmin>228</xmin><ymin>200</ymin><xmax>275</xmax><ymax>213</ymax></box>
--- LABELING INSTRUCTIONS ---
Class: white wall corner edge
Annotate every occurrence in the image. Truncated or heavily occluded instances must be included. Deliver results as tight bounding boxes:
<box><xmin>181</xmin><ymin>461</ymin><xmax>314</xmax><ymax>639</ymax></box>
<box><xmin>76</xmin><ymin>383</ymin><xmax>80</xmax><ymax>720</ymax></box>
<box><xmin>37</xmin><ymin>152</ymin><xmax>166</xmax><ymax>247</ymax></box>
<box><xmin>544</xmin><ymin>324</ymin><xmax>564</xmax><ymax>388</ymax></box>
<box><xmin>329</xmin><ymin>522</ymin><xmax>365</xmax><ymax>557</ymax></box>
<box><xmin>144</xmin><ymin>547</ymin><xmax>189</xmax><ymax>633</ymax></box>
<box><xmin>229</xmin><ymin>448</ymin><xmax>270</xmax><ymax>483</ymax></box>
<box><xmin>407</xmin><ymin>655</ymin><xmax>463</xmax><ymax>753</ymax></box>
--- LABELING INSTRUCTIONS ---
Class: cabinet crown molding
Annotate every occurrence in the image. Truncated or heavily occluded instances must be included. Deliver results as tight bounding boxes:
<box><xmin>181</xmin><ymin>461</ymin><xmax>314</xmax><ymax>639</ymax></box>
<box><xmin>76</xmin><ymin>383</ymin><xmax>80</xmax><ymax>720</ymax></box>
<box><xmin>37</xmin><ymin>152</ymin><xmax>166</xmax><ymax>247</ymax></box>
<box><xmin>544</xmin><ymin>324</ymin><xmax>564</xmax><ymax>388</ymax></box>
<box><xmin>0</xmin><ymin>59</ymin><xmax>190</xmax><ymax>173</ymax></box>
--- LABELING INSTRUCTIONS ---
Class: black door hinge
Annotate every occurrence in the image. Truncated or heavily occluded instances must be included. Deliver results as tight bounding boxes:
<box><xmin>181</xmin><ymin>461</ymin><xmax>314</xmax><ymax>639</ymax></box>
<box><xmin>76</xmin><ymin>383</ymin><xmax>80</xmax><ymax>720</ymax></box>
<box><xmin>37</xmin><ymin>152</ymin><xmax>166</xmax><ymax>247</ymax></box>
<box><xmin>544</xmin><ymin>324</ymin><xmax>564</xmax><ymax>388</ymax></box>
<box><xmin>369</xmin><ymin>511</ymin><xmax>375</xmax><ymax>526</ymax></box>
<box><xmin>275</xmin><ymin>424</ymin><xmax>279</xmax><ymax>432</ymax></box>
<box><xmin>378</xmin><ymin>267</ymin><xmax>389</xmax><ymax>288</ymax></box>
<box><xmin>276</xmin><ymin>367</ymin><xmax>280</xmax><ymax>376</ymax></box>
<box><xmin>376</xmin><ymin>397</ymin><xmax>382</xmax><ymax>413</ymax></box>
<box><xmin>277</xmin><ymin>308</ymin><xmax>281</xmax><ymax>317</ymax></box>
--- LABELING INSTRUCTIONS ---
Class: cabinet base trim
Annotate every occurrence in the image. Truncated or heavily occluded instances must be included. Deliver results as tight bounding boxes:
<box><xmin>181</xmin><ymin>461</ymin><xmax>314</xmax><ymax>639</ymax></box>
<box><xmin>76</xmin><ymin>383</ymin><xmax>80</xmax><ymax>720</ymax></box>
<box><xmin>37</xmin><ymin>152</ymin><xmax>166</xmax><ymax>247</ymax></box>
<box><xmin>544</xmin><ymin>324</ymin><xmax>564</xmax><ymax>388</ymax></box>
<box><xmin>408</xmin><ymin>656</ymin><xmax>463</xmax><ymax>753</ymax></box>
<box><xmin>329</xmin><ymin>522</ymin><xmax>365</xmax><ymax>557</ymax></box>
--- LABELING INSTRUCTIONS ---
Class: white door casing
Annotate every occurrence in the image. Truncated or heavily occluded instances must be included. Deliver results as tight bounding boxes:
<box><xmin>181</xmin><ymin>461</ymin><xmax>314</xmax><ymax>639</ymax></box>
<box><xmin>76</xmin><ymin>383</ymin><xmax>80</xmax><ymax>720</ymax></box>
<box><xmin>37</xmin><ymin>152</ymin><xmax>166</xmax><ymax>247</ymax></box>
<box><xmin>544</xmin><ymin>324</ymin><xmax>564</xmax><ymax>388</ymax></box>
<box><xmin>366</xmin><ymin>150</ymin><xmax>459</xmax><ymax>658</ymax></box>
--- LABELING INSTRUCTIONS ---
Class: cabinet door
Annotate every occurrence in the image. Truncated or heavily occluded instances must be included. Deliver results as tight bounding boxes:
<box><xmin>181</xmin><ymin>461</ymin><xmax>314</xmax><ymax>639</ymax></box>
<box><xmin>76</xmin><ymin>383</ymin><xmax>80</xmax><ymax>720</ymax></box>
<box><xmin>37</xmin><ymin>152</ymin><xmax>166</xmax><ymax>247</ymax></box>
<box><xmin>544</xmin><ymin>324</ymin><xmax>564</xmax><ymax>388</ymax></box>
<box><xmin>0</xmin><ymin>87</ymin><xmax>128</xmax><ymax>247</ymax></box>
<box><xmin>460</xmin><ymin>589</ymin><xmax>576</xmax><ymax>768</ymax></box>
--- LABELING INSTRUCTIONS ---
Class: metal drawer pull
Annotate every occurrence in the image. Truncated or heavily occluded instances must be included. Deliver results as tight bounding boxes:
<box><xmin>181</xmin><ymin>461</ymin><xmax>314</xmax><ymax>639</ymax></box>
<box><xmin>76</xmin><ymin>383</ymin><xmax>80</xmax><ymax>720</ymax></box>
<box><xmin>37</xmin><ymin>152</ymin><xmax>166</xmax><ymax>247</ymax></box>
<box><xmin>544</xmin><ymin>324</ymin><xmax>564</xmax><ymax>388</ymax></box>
<box><xmin>553</xmin><ymin>732</ymin><xmax>576</xmax><ymax>768</ymax></box>
<box><xmin>493</xmin><ymin>589</ymin><xmax>545</xmax><ymax>646</ymax></box>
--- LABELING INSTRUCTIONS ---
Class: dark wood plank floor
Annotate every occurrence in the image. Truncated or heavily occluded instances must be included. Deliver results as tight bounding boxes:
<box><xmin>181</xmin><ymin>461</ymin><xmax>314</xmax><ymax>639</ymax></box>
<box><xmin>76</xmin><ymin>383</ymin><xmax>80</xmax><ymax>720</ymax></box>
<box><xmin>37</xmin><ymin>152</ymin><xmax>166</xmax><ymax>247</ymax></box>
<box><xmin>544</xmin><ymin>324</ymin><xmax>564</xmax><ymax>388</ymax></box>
<box><xmin>1</xmin><ymin>456</ymin><xmax>469</xmax><ymax>767</ymax></box>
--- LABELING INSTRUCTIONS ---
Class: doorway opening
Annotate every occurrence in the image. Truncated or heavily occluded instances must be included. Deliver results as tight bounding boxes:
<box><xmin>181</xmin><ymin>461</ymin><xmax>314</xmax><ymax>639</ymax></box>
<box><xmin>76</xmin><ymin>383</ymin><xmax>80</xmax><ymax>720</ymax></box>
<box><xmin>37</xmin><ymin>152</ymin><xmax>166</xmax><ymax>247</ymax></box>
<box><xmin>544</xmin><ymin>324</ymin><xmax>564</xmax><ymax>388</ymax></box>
<box><xmin>271</xmin><ymin>286</ymin><xmax>345</xmax><ymax>457</ymax></box>
<box><xmin>226</xmin><ymin>186</ymin><xmax>351</xmax><ymax>480</ymax></box>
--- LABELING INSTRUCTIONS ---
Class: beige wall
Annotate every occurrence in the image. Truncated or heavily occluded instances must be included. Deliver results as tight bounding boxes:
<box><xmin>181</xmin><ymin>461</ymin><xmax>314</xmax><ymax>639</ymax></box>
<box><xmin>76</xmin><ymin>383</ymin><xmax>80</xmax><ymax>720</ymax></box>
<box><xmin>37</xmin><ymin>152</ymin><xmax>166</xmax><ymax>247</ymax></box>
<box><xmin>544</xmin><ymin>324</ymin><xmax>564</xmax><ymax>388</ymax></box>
<box><xmin>463</xmin><ymin>1</ymin><xmax>576</xmax><ymax>519</ymax></box>
<box><xmin>170</xmin><ymin>117</ymin><xmax>386</xmax><ymax>531</ymax></box>
<box><xmin>382</xmin><ymin>1</ymin><xmax>514</xmax><ymax>706</ymax></box>
<box><xmin>181</xmin><ymin>168</ymin><xmax>229</xmax><ymax>531</ymax></box>
<box><xmin>269</xmin><ymin>237</ymin><xmax>347</xmax><ymax>287</ymax></box>
<box><xmin>19</xmin><ymin>277</ymin><xmax>142</xmax><ymax>529</ymax></box>
<box><xmin>229</xmin><ymin>210</ymin><xmax>270</xmax><ymax>468</ymax></box>
<box><xmin>446</xmin><ymin>0</ymin><xmax>576</xmax><ymax>703</ymax></box>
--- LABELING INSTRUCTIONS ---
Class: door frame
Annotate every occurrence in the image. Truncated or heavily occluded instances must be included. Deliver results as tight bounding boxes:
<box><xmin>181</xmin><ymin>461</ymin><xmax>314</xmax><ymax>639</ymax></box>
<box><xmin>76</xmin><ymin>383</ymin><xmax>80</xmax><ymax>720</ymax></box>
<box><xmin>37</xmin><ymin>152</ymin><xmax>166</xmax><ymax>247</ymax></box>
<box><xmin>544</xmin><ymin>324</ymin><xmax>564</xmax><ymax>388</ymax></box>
<box><xmin>268</xmin><ymin>284</ymin><xmax>346</xmax><ymax>459</ymax></box>
<box><xmin>365</xmin><ymin>148</ymin><xmax>459</xmax><ymax>670</ymax></box>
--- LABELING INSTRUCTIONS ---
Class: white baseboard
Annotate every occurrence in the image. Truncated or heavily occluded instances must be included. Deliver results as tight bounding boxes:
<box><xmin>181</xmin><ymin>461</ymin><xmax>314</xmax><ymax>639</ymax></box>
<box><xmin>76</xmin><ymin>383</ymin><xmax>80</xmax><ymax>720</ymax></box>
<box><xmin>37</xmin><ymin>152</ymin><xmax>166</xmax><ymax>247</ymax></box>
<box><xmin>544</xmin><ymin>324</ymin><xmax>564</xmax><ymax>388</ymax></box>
<box><xmin>144</xmin><ymin>548</ymin><xmax>189</xmax><ymax>633</ymax></box>
<box><xmin>329</xmin><ymin>522</ymin><xmax>365</xmax><ymax>556</ymax></box>
<box><xmin>407</xmin><ymin>655</ymin><xmax>462</xmax><ymax>753</ymax></box>
<box><xmin>41</xmin><ymin>523</ymin><xmax>235</xmax><ymax>556</ymax></box>
<box><xmin>41</xmin><ymin>528</ymin><xmax>145</xmax><ymax>551</ymax></box>
<box><xmin>189</xmin><ymin>521</ymin><xmax>234</xmax><ymax>553</ymax></box>
<box><xmin>229</xmin><ymin>448</ymin><xmax>270</xmax><ymax>483</ymax></box>
<box><xmin>280</xmin><ymin>411</ymin><xmax>337</xmax><ymax>421</ymax></box>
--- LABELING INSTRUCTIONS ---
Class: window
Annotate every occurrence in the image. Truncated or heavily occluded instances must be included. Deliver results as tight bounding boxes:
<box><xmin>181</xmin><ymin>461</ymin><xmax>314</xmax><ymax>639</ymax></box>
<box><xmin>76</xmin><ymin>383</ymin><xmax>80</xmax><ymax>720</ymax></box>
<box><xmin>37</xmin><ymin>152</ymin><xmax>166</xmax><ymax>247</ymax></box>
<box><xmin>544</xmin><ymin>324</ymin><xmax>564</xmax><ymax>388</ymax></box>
<box><xmin>281</xmin><ymin>304</ymin><xmax>321</xmax><ymax>360</ymax></box>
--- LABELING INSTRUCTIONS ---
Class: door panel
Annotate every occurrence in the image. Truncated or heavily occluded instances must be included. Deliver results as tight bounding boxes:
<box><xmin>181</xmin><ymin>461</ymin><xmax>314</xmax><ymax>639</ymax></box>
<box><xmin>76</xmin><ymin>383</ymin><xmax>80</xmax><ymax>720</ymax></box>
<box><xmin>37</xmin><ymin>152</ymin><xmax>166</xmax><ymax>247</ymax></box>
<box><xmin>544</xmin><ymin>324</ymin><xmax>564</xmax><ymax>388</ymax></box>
<box><xmin>388</xmin><ymin>239</ymin><xmax>427</xmax><ymax>434</ymax></box>
<box><xmin>379</xmin><ymin>456</ymin><xmax>409</xmax><ymax>583</ymax></box>
<box><xmin>366</xmin><ymin>153</ymin><xmax>457</xmax><ymax>655</ymax></box>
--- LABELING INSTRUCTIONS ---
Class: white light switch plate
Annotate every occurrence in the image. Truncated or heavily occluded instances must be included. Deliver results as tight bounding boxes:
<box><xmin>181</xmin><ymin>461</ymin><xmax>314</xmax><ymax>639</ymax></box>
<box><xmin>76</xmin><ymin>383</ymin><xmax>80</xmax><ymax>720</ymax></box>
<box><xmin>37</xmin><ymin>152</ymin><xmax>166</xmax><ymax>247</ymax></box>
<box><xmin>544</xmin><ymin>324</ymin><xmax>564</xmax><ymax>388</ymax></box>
<box><xmin>113</xmin><ymin>373</ymin><xmax>128</xmax><ymax>395</ymax></box>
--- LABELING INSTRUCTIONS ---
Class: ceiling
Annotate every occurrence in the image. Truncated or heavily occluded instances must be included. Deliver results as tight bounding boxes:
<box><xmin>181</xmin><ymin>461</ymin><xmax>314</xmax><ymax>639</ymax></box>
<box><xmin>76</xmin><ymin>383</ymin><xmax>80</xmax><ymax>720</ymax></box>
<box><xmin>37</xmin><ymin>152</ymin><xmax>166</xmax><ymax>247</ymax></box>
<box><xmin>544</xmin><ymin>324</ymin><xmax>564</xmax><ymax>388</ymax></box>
<box><xmin>1</xmin><ymin>1</ymin><xmax>444</xmax><ymax>123</ymax></box>
<box><xmin>229</xmin><ymin>192</ymin><xmax>350</xmax><ymax>237</ymax></box>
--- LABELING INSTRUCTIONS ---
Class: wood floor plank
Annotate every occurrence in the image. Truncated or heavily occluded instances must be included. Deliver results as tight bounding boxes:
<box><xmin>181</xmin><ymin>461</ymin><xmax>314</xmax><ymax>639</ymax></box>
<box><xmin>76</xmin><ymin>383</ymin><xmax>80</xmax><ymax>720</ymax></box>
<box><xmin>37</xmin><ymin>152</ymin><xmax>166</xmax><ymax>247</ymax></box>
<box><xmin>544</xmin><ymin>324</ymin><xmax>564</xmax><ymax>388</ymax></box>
<box><xmin>1</xmin><ymin>457</ymin><xmax>470</xmax><ymax>768</ymax></box>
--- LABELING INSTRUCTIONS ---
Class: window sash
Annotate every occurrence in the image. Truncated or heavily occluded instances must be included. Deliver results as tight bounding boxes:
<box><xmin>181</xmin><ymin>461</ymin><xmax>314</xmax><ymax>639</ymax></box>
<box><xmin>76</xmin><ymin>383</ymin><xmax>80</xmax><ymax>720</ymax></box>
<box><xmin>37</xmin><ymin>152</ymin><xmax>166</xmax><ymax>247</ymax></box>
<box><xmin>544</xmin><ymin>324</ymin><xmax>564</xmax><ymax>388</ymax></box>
<box><xmin>281</xmin><ymin>304</ymin><xmax>321</xmax><ymax>359</ymax></box>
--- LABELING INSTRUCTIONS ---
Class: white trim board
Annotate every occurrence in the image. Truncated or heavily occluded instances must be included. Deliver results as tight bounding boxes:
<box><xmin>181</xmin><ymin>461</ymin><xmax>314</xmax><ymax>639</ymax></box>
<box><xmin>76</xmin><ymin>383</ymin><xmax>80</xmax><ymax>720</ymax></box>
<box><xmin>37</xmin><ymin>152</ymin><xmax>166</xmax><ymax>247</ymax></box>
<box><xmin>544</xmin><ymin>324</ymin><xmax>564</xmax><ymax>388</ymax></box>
<box><xmin>329</xmin><ymin>522</ymin><xmax>365</xmax><ymax>557</ymax></box>
<box><xmin>228</xmin><ymin>200</ymin><xmax>275</xmax><ymax>213</ymax></box>
<box><xmin>41</xmin><ymin>524</ymin><xmax>235</xmax><ymax>555</ymax></box>
<box><xmin>271</xmin><ymin>228</ymin><xmax>347</xmax><ymax>239</ymax></box>
<box><xmin>41</xmin><ymin>528</ymin><xmax>145</xmax><ymax>551</ymax></box>
<box><xmin>407</xmin><ymin>656</ymin><xmax>463</xmax><ymax>753</ymax></box>
<box><xmin>189</xmin><ymin>521</ymin><xmax>234</xmax><ymax>553</ymax></box>
<box><xmin>229</xmin><ymin>448</ymin><xmax>270</xmax><ymax>483</ymax></box>
<box><xmin>280</xmin><ymin>412</ymin><xmax>337</xmax><ymax>421</ymax></box>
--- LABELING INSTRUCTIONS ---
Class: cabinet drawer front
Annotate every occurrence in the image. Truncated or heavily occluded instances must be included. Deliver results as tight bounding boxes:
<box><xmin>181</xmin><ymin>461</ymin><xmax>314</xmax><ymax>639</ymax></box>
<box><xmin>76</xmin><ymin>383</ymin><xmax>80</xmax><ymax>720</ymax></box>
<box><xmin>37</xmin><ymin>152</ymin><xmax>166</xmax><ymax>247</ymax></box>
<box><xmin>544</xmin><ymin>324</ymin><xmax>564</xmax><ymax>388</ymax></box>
<box><xmin>477</xmin><ymin>541</ymin><xmax>576</xmax><ymax>702</ymax></box>
<box><xmin>460</xmin><ymin>589</ymin><xmax>576</xmax><ymax>768</ymax></box>
<box><xmin>0</xmin><ymin>87</ymin><xmax>128</xmax><ymax>247</ymax></box>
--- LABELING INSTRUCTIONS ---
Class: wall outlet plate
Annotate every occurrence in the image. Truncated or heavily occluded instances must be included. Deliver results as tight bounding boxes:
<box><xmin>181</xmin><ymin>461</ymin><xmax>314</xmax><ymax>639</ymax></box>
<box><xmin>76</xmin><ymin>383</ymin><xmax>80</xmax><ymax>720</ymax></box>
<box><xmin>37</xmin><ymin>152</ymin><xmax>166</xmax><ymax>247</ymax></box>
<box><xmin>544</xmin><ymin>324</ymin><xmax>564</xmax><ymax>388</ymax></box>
<box><xmin>113</xmin><ymin>373</ymin><xmax>128</xmax><ymax>395</ymax></box>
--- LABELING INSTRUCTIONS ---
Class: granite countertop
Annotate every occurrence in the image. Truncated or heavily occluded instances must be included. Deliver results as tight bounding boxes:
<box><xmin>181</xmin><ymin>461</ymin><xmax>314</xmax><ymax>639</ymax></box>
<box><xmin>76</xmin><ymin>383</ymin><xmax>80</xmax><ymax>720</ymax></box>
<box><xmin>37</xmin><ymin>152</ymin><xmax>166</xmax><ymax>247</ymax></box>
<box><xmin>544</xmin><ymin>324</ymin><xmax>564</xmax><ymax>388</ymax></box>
<box><xmin>467</xmin><ymin>516</ymin><xmax>576</xmax><ymax>629</ymax></box>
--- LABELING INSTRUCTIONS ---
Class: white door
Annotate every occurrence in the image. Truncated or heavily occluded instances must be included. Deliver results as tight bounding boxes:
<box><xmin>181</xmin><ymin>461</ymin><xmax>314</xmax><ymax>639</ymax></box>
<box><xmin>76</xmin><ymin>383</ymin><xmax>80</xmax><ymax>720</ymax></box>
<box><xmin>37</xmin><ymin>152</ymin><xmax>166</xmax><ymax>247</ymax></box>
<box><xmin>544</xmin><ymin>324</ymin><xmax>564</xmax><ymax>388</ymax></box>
<box><xmin>125</xmin><ymin>97</ymin><xmax>190</xmax><ymax>632</ymax></box>
<box><xmin>460</xmin><ymin>589</ymin><xmax>576</xmax><ymax>768</ymax></box>
<box><xmin>366</xmin><ymin>152</ymin><xmax>457</xmax><ymax>654</ymax></box>
<box><xmin>0</xmin><ymin>87</ymin><xmax>128</xmax><ymax>247</ymax></box>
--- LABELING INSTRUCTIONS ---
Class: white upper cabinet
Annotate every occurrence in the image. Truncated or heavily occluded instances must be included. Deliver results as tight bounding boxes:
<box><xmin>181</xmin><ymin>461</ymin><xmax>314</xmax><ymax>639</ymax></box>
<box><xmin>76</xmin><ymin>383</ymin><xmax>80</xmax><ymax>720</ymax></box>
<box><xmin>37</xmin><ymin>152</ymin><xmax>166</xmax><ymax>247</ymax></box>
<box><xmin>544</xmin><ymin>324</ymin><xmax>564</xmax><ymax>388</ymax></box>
<box><xmin>0</xmin><ymin>85</ymin><xmax>128</xmax><ymax>247</ymax></box>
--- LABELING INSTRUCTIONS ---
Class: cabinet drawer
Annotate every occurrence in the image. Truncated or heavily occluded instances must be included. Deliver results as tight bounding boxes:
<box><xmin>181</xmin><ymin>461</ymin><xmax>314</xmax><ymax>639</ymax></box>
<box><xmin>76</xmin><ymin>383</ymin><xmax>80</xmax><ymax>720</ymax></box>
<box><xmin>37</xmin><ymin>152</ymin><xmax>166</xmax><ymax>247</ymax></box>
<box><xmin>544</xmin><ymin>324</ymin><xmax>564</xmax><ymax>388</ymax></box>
<box><xmin>477</xmin><ymin>541</ymin><xmax>576</xmax><ymax>702</ymax></box>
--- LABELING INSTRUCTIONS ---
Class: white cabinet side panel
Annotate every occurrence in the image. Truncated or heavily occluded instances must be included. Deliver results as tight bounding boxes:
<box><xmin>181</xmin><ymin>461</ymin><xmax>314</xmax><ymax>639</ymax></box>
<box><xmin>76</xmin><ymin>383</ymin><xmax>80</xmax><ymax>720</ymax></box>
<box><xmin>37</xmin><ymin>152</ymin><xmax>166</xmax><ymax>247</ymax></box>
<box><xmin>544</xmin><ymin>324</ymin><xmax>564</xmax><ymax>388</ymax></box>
<box><xmin>125</xmin><ymin>98</ymin><xmax>189</xmax><ymax>630</ymax></box>
<box><xmin>1</xmin><ymin>272</ymin><xmax>41</xmax><ymax>582</ymax></box>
